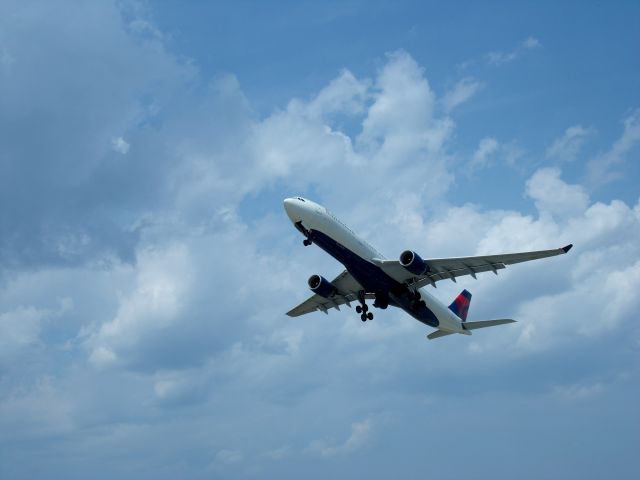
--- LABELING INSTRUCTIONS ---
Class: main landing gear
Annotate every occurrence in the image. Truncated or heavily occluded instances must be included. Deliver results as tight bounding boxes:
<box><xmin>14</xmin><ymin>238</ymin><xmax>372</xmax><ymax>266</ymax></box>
<box><xmin>411</xmin><ymin>290</ymin><xmax>426</xmax><ymax>310</ymax></box>
<box><xmin>356</xmin><ymin>290</ymin><xmax>374</xmax><ymax>322</ymax></box>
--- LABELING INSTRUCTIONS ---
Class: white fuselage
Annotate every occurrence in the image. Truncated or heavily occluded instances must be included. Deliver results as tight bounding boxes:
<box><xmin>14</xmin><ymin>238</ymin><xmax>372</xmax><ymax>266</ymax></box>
<box><xmin>284</xmin><ymin>197</ymin><xmax>466</xmax><ymax>333</ymax></box>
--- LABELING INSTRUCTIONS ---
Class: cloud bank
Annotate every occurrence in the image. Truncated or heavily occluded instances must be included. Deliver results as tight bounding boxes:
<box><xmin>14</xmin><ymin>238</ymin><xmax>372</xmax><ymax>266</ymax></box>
<box><xmin>0</xmin><ymin>2</ymin><xmax>638</xmax><ymax>480</ymax></box>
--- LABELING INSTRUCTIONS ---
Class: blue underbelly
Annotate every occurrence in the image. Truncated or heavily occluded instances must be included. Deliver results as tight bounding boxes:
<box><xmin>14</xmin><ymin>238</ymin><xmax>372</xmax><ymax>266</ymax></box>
<box><xmin>309</xmin><ymin>229</ymin><xmax>439</xmax><ymax>328</ymax></box>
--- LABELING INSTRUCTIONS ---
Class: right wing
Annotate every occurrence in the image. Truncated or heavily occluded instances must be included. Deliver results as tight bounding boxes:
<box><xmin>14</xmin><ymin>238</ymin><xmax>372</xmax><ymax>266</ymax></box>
<box><xmin>374</xmin><ymin>244</ymin><xmax>573</xmax><ymax>289</ymax></box>
<box><xmin>286</xmin><ymin>270</ymin><xmax>374</xmax><ymax>317</ymax></box>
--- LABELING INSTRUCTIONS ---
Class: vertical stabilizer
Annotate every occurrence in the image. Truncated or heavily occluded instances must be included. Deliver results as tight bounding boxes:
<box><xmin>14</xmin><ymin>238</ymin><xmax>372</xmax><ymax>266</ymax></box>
<box><xmin>448</xmin><ymin>289</ymin><xmax>472</xmax><ymax>322</ymax></box>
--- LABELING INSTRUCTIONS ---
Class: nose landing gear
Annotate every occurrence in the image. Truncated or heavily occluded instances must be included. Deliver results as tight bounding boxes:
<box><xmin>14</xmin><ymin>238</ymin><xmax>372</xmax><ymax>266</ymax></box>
<box><xmin>303</xmin><ymin>239</ymin><xmax>312</xmax><ymax>246</ymax></box>
<box><xmin>356</xmin><ymin>290</ymin><xmax>374</xmax><ymax>322</ymax></box>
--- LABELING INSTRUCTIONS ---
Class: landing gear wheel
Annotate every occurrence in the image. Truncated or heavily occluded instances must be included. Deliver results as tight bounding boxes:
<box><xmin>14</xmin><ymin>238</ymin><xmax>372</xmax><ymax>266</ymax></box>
<box><xmin>357</xmin><ymin>290</ymin><xmax>371</xmax><ymax>323</ymax></box>
<box><xmin>303</xmin><ymin>239</ymin><xmax>312</xmax><ymax>246</ymax></box>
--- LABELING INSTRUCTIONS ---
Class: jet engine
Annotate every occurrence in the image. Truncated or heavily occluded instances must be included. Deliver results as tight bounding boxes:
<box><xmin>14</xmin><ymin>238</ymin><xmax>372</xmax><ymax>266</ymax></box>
<box><xmin>399</xmin><ymin>250</ymin><xmax>429</xmax><ymax>275</ymax></box>
<box><xmin>308</xmin><ymin>274</ymin><xmax>337</xmax><ymax>298</ymax></box>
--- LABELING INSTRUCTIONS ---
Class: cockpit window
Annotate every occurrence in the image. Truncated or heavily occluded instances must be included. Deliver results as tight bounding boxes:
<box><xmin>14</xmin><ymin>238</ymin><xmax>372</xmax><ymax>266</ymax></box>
<box><xmin>297</xmin><ymin>197</ymin><xmax>306</xmax><ymax>202</ymax></box>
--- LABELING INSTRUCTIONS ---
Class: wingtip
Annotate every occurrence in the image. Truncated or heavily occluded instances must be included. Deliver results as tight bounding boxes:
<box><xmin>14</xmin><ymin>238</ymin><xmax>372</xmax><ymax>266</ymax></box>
<box><xmin>562</xmin><ymin>244</ymin><xmax>573</xmax><ymax>253</ymax></box>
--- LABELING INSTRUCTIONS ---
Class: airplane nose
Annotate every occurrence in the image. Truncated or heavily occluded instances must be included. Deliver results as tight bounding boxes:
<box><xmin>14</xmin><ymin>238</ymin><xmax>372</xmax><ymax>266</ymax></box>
<box><xmin>283</xmin><ymin>197</ymin><xmax>299</xmax><ymax>222</ymax></box>
<box><xmin>283</xmin><ymin>197</ymin><xmax>295</xmax><ymax>214</ymax></box>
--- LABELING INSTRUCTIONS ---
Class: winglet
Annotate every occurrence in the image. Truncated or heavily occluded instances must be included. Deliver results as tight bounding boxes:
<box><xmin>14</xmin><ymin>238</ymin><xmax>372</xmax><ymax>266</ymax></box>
<box><xmin>562</xmin><ymin>244</ymin><xmax>573</xmax><ymax>253</ymax></box>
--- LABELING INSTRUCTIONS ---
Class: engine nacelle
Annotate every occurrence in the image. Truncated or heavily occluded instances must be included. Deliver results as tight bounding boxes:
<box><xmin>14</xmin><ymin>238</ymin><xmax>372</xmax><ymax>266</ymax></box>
<box><xmin>308</xmin><ymin>274</ymin><xmax>337</xmax><ymax>298</ymax></box>
<box><xmin>399</xmin><ymin>250</ymin><xmax>429</xmax><ymax>275</ymax></box>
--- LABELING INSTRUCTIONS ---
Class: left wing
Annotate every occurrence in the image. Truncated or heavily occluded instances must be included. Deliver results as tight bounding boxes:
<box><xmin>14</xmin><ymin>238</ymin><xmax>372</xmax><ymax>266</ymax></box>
<box><xmin>373</xmin><ymin>244</ymin><xmax>573</xmax><ymax>289</ymax></box>
<box><xmin>286</xmin><ymin>270</ymin><xmax>374</xmax><ymax>317</ymax></box>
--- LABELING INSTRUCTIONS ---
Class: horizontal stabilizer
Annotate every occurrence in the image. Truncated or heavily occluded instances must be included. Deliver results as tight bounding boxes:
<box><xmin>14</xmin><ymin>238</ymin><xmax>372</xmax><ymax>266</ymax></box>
<box><xmin>427</xmin><ymin>319</ymin><xmax>516</xmax><ymax>341</ymax></box>
<box><xmin>427</xmin><ymin>330</ymin><xmax>456</xmax><ymax>340</ymax></box>
<box><xmin>463</xmin><ymin>319</ymin><xmax>516</xmax><ymax>330</ymax></box>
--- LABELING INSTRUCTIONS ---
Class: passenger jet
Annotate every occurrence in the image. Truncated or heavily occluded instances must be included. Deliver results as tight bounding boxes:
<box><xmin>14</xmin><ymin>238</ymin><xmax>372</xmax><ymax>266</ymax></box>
<box><xmin>284</xmin><ymin>197</ymin><xmax>572</xmax><ymax>340</ymax></box>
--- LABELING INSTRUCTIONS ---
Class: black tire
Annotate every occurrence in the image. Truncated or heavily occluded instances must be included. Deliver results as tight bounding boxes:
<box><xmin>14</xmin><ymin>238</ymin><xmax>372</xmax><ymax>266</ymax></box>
<box><xmin>356</xmin><ymin>305</ymin><xmax>362</xmax><ymax>314</ymax></box>
<box><xmin>360</xmin><ymin>314</ymin><xmax>367</xmax><ymax>322</ymax></box>
<box><xmin>362</xmin><ymin>304</ymin><xmax>368</xmax><ymax>312</ymax></box>
<box><xmin>367</xmin><ymin>312</ymin><xmax>373</xmax><ymax>320</ymax></box>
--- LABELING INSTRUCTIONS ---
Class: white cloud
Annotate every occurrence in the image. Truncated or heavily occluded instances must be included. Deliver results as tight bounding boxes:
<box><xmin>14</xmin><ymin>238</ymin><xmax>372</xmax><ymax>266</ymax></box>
<box><xmin>513</xmin><ymin>258</ymin><xmax>640</xmax><ymax>350</ymax></box>
<box><xmin>216</xmin><ymin>49</ymin><xmax>457</xmax><ymax>242</ymax></box>
<box><xmin>523</xmin><ymin>36</ymin><xmax>541</xmax><ymax>49</ymax></box>
<box><xmin>88</xmin><ymin>346</ymin><xmax>117</xmax><ymax>367</ymax></box>
<box><xmin>111</xmin><ymin>136</ymin><xmax>130</xmax><ymax>154</ymax></box>
<box><xmin>442</xmin><ymin>77</ymin><xmax>482</xmax><ymax>112</ymax></box>
<box><xmin>546</xmin><ymin>125</ymin><xmax>593</xmax><ymax>161</ymax></box>
<box><xmin>308</xmin><ymin>418</ymin><xmax>373</xmax><ymax>457</ymax></box>
<box><xmin>86</xmin><ymin>244</ymin><xmax>192</xmax><ymax>367</ymax></box>
<box><xmin>587</xmin><ymin>109</ymin><xmax>640</xmax><ymax>187</ymax></box>
<box><xmin>344</xmin><ymin>418</ymin><xmax>373</xmax><ymax>451</ymax></box>
<box><xmin>526</xmin><ymin>167</ymin><xmax>590</xmax><ymax>219</ymax></box>
<box><xmin>486</xmin><ymin>51</ymin><xmax>517</xmax><ymax>65</ymax></box>
<box><xmin>467</xmin><ymin>137</ymin><xmax>525</xmax><ymax>172</ymax></box>
<box><xmin>0</xmin><ymin>299</ymin><xmax>73</xmax><ymax>359</ymax></box>
<box><xmin>486</xmin><ymin>36</ymin><xmax>542</xmax><ymax>65</ymax></box>
<box><xmin>359</xmin><ymin>51</ymin><xmax>437</xmax><ymax>148</ymax></box>
<box><xmin>502</xmin><ymin>141</ymin><xmax>525</xmax><ymax>167</ymax></box>
<box><xmin>470</xmin><ymin>136</ymin><xmax>499</xmax><ymax>170</ymax></box>
<box><xmin>375</xmin><ymin>162</ymin><xmax>639</xmax><ymax>354</ymax></box>
<box><xmin>152</xmin><ymin>368</ymin><xmax>205</xmax><ymax>404</ymax></box>
<box><xmin>455</xmin><ymin>178</ymin><xmax>638</xmax><ymax>352</ymax></box>
<box><xmin>305</xmin><ymin>69</ymin><xmax>370</xmax><ymax>118</ymax></box>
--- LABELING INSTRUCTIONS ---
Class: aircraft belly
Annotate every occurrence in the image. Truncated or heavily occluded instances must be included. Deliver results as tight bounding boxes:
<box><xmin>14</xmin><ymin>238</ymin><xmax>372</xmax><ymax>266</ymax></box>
<box><xmin>309</xmin><ymin>229</ymin><xmax>441</xmax><ymax>328</ymax></box>
<box><xmin>390</xmin><ymin>292</ymin><xmax>440</xmax><ymax>328</ymax></box>
<box><xmin>309</xmin><ymin>230</ymin><xmax>394</xmax><ymax>291</ymax></box>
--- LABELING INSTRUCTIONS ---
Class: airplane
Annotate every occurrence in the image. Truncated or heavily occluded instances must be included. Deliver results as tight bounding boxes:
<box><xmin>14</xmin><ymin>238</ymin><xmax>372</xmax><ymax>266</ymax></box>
<box><xmin>284</xmin><ymin>197</ymin><xmax>573</xmax><ymax>340</ymax></box>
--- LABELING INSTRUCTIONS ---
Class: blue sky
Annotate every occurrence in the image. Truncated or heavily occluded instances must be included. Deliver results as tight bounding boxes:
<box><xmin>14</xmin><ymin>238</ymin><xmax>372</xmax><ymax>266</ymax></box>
<box><xmin>1</xmin><ymin>1</ymin><xmax>639</xmax><ymax>479</ymax></box>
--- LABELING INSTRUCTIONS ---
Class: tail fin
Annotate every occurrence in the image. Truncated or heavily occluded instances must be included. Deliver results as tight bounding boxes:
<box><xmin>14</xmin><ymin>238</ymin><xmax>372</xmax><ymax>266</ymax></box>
<box><xmin>448</xmin><ymin>289</ymin><xmax>471</xmax><ymax>322</ymax></box>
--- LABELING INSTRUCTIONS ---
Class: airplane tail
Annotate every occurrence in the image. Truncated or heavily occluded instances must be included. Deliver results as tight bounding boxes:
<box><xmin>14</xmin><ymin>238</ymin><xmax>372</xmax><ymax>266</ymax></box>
<box><xmin>448</xmin><ymin>289</ymin><xmax>471</xmax><ymax>322</ymax></box>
